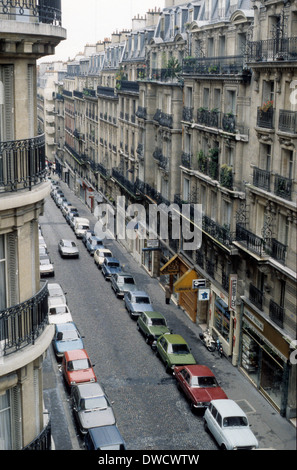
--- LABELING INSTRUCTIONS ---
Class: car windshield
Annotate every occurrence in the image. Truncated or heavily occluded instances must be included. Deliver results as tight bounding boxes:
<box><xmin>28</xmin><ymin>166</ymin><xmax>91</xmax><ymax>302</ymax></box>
<box><xmin>40</xmin><ymin>259</ymin><xmax>51</xmax><ymax>265</ymax></box>
<box><xmin>91</xmin><ymin>239</ymin><xmax>102</xmax><ymax>245</ymax></box>
<box><xmin>151</xmin><ymin>318</ymin><xmax>166</xmax><ymax>326</ymax></box>
<box><xmin>78</xmin><ymin>225</ymin><xmax>89</xmax><ymax>230</ymax></box>
<box><xmin>223</xmin><ymin>416</ymin><xmax>248</xmax><ymax>427</ymax></box>
<box><xmin>171</xmin><ymin>344</ymin><xmax>190</xmax><ymax>354</ymax></box>
<box><xmin>80</xmin><ymin>396</ymin><xmax>108</xmax><ymax>411</ymax></box>
<box><xmin>64</xmin><ymin>240</ymin><xmax>76</xmax><ymax>247</ymax></box>
<box><xmin>135</xmin><ymin>296</ymin><xmax>150</xmax><ymax>304</ymax></box>
<box><xmin>109</xmin><ymin>262</ymin><xmax>120</xmax><ymax>268</ymax></box>
<box><xmin>50</xmin><ymin>306</ymin><xmax>68</xmax><ymax>315</ymax></box>
<box><xmin>67</xmin><ymin>358</ymin><xmax>91</xmax><ymax>371</ymax></box>
<box><xmin>192</xmin><ymin>376</ymin><xmax>218</xmax><ymax>387</ymax></box>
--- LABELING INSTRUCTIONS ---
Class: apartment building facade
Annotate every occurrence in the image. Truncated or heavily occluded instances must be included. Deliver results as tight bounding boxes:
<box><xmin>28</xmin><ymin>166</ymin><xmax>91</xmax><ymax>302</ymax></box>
<box><xmin>42</xmin><ymin>0</ymin><xmax>296</xmax><ymax>420</ymax></box>
<box><xmin>0</xmin><ymin>1</ymin><xmax>66</xmax><ymax>449</ymax></box>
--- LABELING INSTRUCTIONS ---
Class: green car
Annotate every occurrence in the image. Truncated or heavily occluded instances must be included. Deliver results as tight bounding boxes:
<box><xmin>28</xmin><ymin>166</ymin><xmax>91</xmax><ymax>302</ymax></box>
<box><xmin>156</xmin><ymin>333</ymin><xmax>196</xmax><ymax>373</ymax></box>
<box><xmin>137</xmin><ymin>311</ymin><xmax>171</xmax><ymax>349</ymax></box>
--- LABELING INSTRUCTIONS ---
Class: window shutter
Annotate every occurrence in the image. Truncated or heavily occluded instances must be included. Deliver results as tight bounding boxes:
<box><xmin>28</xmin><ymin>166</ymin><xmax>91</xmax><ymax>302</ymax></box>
<box><xmin>2</xmin><ymin>65</ymin><xmax>14</xmax><ymax>141</ymax></box>
<box><xmin>33</xmin><ymin>367</ymin><xmax>40</xmax><ymax>434</ymax></box>
<box><xmin>6</xmin><ymin>232</ymin><xmax>19</xmax><ymax>307</ymax></box>
<box><xmin>27</xmin><ymin>65</ymin><xmax>35</xmax><ymax>138</ymax></box>
<box><xmin>11</xmin><ymin>385</ymin><xmax>22</xmax><ymax>450</ymax></box>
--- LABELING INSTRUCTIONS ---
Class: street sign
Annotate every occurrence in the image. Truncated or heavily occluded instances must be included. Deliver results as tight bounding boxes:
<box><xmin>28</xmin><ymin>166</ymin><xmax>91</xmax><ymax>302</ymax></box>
<box><xmin>192</xmin><ymin>279</ymin><xmax>206</xmax><ymax>290</ymax></box>
<box><xmin>198</xmin><ymin>288</ymin><xmax>210</xmax><ymax>301</ymax></box>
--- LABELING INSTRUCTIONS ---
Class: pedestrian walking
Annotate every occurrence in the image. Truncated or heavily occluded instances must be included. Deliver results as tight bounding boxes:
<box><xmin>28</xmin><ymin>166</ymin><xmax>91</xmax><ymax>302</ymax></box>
<box><xmin>165</xmin><ymin>283</ymin><xmax>171</xmax><ymax>304</ymax></box>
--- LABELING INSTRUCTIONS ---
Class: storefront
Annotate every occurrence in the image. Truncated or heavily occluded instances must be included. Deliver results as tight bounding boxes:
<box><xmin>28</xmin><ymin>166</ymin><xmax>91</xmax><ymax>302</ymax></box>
<box><xmin>240</xmin><ymin>304</ymin><xmax>291</xmax><ymax>416</ymax></box>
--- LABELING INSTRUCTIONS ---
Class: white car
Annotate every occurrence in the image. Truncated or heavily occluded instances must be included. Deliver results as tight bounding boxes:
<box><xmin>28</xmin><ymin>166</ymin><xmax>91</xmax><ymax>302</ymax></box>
<box><xmin>94</xmin><ymin>248</ymin><xmax>112</xmax><ymax>268</ymax></box>
<box><xmin>58</xmin><ymin>239</ymin><xmax>79</xmax><ymax>258</ymax></box>
<box><xmin>40</xmin><ymin>257</ymin><xmax>54</xmax><ymax>277</ymax></box>
<box><xmin>203</xmin><ymin>399</ymin><xmax>259</xmax><ymax>450</ymax></box>
<box><xmin>47</xmin><ymin>283</ymin><xmax>67</xmax><ymax>304</ymax></box>
<box><xmin>48</xmin><ymin>298</ymin><xmax>73</xmax><ymax>325</ymax></box>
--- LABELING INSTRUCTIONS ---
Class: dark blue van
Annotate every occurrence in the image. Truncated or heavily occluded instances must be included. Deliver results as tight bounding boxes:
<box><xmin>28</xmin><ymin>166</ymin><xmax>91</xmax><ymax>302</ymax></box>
<box><xmin>84</xmin><ymin>425</ymin><xmax>126</xmax><ymax>450</ymax></box>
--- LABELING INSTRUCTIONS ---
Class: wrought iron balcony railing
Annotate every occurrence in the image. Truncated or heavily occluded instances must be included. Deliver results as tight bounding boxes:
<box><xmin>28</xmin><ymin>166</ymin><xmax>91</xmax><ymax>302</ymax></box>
<box><xmin>236</xmin><ymin>224</ymin><xmax>265</xmax><ymax>255</ymax></box>
<box><xmin>269</xmin><ymin>299</ymin><xmax>284</xmax><ymax>329</ymax></box>
<box><xmin>247</xmin><ymin>37</ymin><xmax>297</xmax><ymax>62</ymax></box>
<box><xmin>23</xmin><ymin>418</ymin><xmax>51</xmax><ymax>450</ymax></box>
<box><xmin>0</xmin><ymin>0</ymin><xmax>62</xmax><ymax>26</ymax></box>
<box><xmin>0</xmin><ymin>281</ymin><xmax>49</xmax><ymax>357</ymax></box>
<box><xmin>249</xmin><ymin>283</ymin><xmax>263</xmax><ymax>310</ymax></box>
<box><xmin>0</xmin><ymin>134</ymin><xmax>46</xmax><ymax>193</ymax></box>
<box><xmin>182</xmin><ymin>55</ymin><xmax>248</xmax><ymax>76</ymax></box>
<box><xmin>253</xmin><ymin>167</ymin><xmax>271</xmax><ymax>192</ymax></box>
<box><xmin>274</xmin><ymin>174</ymin><xmax>292</xmax><ymax>201</ymax></box>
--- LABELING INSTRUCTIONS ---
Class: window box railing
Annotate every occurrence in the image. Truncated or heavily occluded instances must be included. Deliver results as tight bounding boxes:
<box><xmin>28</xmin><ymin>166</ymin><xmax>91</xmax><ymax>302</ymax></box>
<box><xmin>279</xmin><ymin>109</ymin><xmax>297</xmax><ymax>133</ymax></box>
<box><xmin>274</xmin><ymin>174</ymin><xmax>292</xmax><ymax>200</ymax></box>
<box><xmin>182</xmin><ymin>55</ymin><xmax>247</xmax><ymax>76</ymax></box>
<box><xmin>253</xmin><ymin>167</ymin><xmax>271</xmax><ymax>191</ymax></box>
<box><xmin>0</xmin><ymin>134</ymin><xmax>46</xmax><ymax>193</ymax></box>
<box><xmin>270</xmin><ymin>238</ymin><xmax>287</xmax><ymax>264</ymax></box>
<box><xmin>257</xmin><ymin>106</ymin><xmax>274</xmax><ymax>129</ymax></box>
<box><xmin>269</xmin><ymin>300</ymin><xmax>284</xmax><ymax>329</ymax></box>
<box><xmin>0</xmin><ymin>0</ymin><xmax>62</xmax><ymax>26</ymax></box>
<box><xmin>249</xmin><ymin>283</ymin><xmax>263</xmax><ymax>310</ymax></box>
<box><xmin>203</xmin><ymin>215</ymin><xmax>234</xmax><ymax>248</ymax></box>
<box><xmin>0</xmin><ymin>282</ymin><xmax>48</xmax><ymax>357</ymax></box>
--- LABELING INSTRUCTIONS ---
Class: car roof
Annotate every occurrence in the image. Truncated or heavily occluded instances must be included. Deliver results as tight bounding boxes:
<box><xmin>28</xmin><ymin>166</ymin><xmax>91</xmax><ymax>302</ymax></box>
<box><xmin>55</xmin><ymin>322</ymin><xmax>76</xmax><ymax>332</ymax></box>
<box><xmin>132</xmin><ymin>290</ymin><xmax>149</xmax><ymax>296</ymax></box>
<box><xmin>48</xmin><ymin>297</ymin><xmax>67</xmax><ymax>307</ymax></box>
<box><xmin>162</xmin><ymin>334</ymin><xmax>187</xmax><ymax>344</ymax></box>
<box><xmin>143</xmin><ymin>311</ymin><xmax>165</xmax><ymax>319</ymax></box>
<box><xmin>88</xmin><ymin>425</ymin><xmax>126</xmax><ymax>448</ymax></box>
<box><xmin>181</xmin><ymin>365</ymin><xmax>215</xmax><ymax>377</ymax></box>
<box><xmin>64</xmin><ymin>349</ymin><xmax>89</xmax><ymax>360</ymax></box>
<box><xmin>210</xmin><ymin>399</ymin><xmax>247</xmax><ymax>417</ymax></box>
<box><xmin>74</xmin><ymin>382</ymin><xmax>104</xmax><ymax>398</ymax></box>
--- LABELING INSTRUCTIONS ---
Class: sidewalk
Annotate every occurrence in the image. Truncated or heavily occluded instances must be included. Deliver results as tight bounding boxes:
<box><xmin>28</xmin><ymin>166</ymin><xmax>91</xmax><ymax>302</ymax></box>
<box><xmin>51</xmin><ymin>176</ymin><xmax>296</xmax><ymax>450</ymax></box>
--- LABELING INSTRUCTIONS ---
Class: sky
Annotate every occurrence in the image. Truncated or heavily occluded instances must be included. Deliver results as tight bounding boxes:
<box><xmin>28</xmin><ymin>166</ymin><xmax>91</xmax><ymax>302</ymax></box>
<box><xmin>40</xmin><ymin>0</ymin><xmax>165</xmax><ymax>63</ymax></box>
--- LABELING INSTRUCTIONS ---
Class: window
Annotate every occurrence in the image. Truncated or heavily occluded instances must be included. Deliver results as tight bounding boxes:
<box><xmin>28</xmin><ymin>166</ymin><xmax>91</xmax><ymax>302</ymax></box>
<box><xmin>226</xmin><ymin>90</ymin><xmax>236</xmax><ymax>115</ymax></box>
<box><xmin>0</xmin><ymin>387</ymin><xmax>22</xmax><ymax>450</ymax></box>
<box><xmin>203</xmin><ymin>88</ymin><xmax>210</xmax><ymax>109</ymax></box>
<box><xmin>183</xmin><ymin>177</ymin><xmax>190</xmax><ymax>202</ymax></box>
<box><xmin>282</xmin><ymin>149</ymin><xmax>294</xmax><ymax>179</ymax></box>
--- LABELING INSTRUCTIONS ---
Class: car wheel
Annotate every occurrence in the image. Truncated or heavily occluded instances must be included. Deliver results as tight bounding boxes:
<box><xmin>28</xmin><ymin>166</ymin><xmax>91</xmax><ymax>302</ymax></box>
<box><xmin>220</xmin><ymin>444</ymin><xmax>227</xmax><ymax>450</ymax></box>
<box><xmin>165</xmin><ymin>362</ymin><xmax>172</xmax><ymax>374</ymax></box>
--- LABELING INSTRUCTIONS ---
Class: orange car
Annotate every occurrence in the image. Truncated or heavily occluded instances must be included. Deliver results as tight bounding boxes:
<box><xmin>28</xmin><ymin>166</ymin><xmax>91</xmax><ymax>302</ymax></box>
<box><xmin>62</xmin><ymin>349</ymin><xmax>97</xmax><ymax>388</ymax></box>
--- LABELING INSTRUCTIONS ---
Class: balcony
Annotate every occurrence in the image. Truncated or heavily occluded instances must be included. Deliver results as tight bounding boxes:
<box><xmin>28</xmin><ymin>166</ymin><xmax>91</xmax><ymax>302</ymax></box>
<box><xmin>279</xmin><ymin>110</ymin><xmax>297</xmax><ymax>134</ymax></box>
<box><xmin>153</xmin><ymin>109</ymin><xmax>173</xmax><ymax>128</ymax></box>
<box><xmin>0</xmin><ymin>282</ymin><xmax>48</xmax><ymax>357</ymax></box>
<box><xmin>203</xmin><ymin>215</ymin><xmax>234</xmax><ymax>248</ymax></box>
<box><xmin>270</xmin><ymin>238</ymin><xmax>287</xmax><ymax>264</ymax></box>
<box><xmin>247</xmin><ymin>37</ymin><xmax>297</xmax><ymax>62</ymax></box>
<box><xmin>0</xmin><ymin>0</ymin><xmax>62</xmax><ymax>26</ymax></box>
<box><xmin>182</xmin><ymin>55</ymin><xmax>249</xmax><ymax>78</ymax></box>
<box><xmin>256</xmin><ymin>107</ymin><xmax>274</xmax><ymax>129</ymax></box>
<box><xmin>236</xmin><ymin>224</ymin><xmax>265</xmax><ymax>255</ymax></box>
<box><xmin>0</xmin><ymin>134</ymin><xmax>46</xmax><ymax>193</ymax></box>
<box><xmin>23</xmin><ymin>418</ymin><xmax>51</xmax><ymax>450</ymax></box>
<box><xmin>112</xmin><ymin>168</ymin><xmax>141</xmax><ymax>199</ymax></box>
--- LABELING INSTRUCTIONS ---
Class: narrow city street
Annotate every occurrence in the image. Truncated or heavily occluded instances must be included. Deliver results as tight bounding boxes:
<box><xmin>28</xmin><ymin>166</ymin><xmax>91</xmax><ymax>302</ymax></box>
<box><xmin>40</xmin><ymin>179</ymin><xmax>296</xmax><ymax>451</ymax></box>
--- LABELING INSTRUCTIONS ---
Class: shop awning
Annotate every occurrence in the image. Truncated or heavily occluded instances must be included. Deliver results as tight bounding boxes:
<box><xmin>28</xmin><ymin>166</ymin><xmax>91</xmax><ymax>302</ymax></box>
<box><xmin>174</xmin><ymin>269</ymin><xmax>198</xmax><ymax>293</ymax></box>
<box><xmin>160</xmin><ymin>254</ymin><xmax>180</xmax><ymax>275</ymax></box>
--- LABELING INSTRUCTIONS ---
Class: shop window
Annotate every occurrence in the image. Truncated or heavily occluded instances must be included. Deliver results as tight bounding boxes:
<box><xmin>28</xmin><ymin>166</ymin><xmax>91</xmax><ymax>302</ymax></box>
<box><xmin>214</xmin><ymin>297</ymin><xmax>230</xmax><ymax>341</ymax></box>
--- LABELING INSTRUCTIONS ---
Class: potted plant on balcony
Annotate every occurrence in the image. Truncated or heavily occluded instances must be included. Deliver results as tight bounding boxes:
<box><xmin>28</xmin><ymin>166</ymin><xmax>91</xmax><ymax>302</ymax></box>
<box><xmin>197</xmin><ymin>150</ymin><xmax>208</xmax><ymax>174</ymax></box>
<box><xmin>208</xmin><ymin>148</ymin><xmax>219</xmax><ymax>179</ymax></box>
<box><xmin>220</xmin><ymin>164</ymin><xmax>233</xmax><ymax>189</ymax></box>
<box><xmin>259</xmin><ymin>100</ymin><xmax>273</xmax><ymax>114</ymax></box>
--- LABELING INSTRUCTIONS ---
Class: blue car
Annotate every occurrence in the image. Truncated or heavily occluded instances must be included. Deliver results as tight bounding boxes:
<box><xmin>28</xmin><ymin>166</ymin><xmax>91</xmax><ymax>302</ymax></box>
<box><xmin>84</xmin><ymin>425</ymin><xmax>127</xmax><ymax>450</ymax></box>
<box><xmin>52</xmin><ymin>322</ymin><xmax>84</xmax><ymax>359</ymax></box>
<box><xmin>86</xmin><ymin>236</ymin><xmax>104</xmax><ymax>255</ymax></box>
<box><xmin>101</xmin><ymin>257</ymin><xmax>122</xmax><ymax>280</ymax></box>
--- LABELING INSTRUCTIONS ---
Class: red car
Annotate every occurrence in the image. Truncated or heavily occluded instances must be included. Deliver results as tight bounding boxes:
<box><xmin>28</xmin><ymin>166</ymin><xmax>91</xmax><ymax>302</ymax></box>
<box><xmin>62</xmin><ymin>349</ymin><xmax>97</xmax><ymax>388</ymax></box>
<box><xmin>173</xmin><ymin>364</ymin><xmax>227</xmax><ymax>411</ymax></box>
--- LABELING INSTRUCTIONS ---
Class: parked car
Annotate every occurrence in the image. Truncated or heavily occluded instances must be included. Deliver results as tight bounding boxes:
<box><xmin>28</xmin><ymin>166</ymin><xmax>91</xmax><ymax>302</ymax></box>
<box><xmin>39</xmin><ymin>245</ymin><xmax>48</xmax><ymax>257</ymax></box>
<box><xmin>56</xmin><ymin>195</ymin><xmax>67</xmax><ymax>208</ymax></box>
<box><xmin>40</xmin><ymin>256</ymin><xmax>54</xmax><ymax>277</ymax></box>
<box><xmin>52</xmin><ymin>322</ymin><xmax>84</xmax><ymax>359</ymax></box>
<box><xmin>155</xmin><ymin>334</ymin><xmax>196</xmax><ymax>373</ymax></box>
<box><xmin>82</xmin><ymin>230</ymin><xmax>95</xmax><ymax>246</ymax></box>
<box><xmin>39</xmin><ymin>236</ymin><xmax>47</xmax><ymax>249</ymax></box>
<box><xmin>71</xmin><ymin>382</ymin><xmax>115</xmax><ymax>435</ymax></box>
<box><xmin>62</xmin><ymin>349</ymin><xmax>97</xmax><ymax>389</ymax></box>
<box><xmin>123</xmin><ymin>290</ymin><xmax>154</xmax><ymax>319</ymax></box>
<box><xmin>137</xmin><ymin>311</ymin><xmax>171</xmax><ymax>348</ymax></box>
<box><xmin>111</xmin><ymin>273</ymin><xmax>137</xmax><ymax>298</ymax></box>
<box><xmin>48</xmin><ymin>300</ymin><xmax>73</xmax><ymax>325</ymax></box>
<box><xmin>203</xmin><ymin>399</ymin><xmax>259</xmax><ymax>450</ymax></box>
<box><xmin>47</xmin><ymin>282</ymin><xmax>67</xmax><ymax>305</ymax></box>
<box><xmin>84</xmin><ymin>425</ymin><xmax>126</xmax><ymax>450</ymax></box>
<box><xmin>58</xmin><ymin>239</ymin><xmax>79</xmax><ymax>258</ymax></box>
<box><xmin>94</xmin><ymin>248</ymin><xmax>112</xmax><ymax>269</ymax></box>
<box><xmin>101</xmin><ymin>257</ymin><xmax>122</xmax><ymax>280</ymax></box>
<box><xmin>61</xmin><ymin>202</ymin><xmax>74</xmax><ymax>217</ymax></box>
<box><xmin>74</xmin><ymin>217</ymin><xmax>90</xmax><ymax>238</ymax></box>
<box><xmin>86</xmin><ymin>236</ymin><xmax>104</xmax><ymax>255</ymax></box>
<box><xmin>67</xmin><ymin>211</ymin><xmax>80</xmax><ymax>227</ymax></box>
<box><xmin>173</xmin><ymin>365</ymin><xmax>228</xmax><ymax>411</ymax></box>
